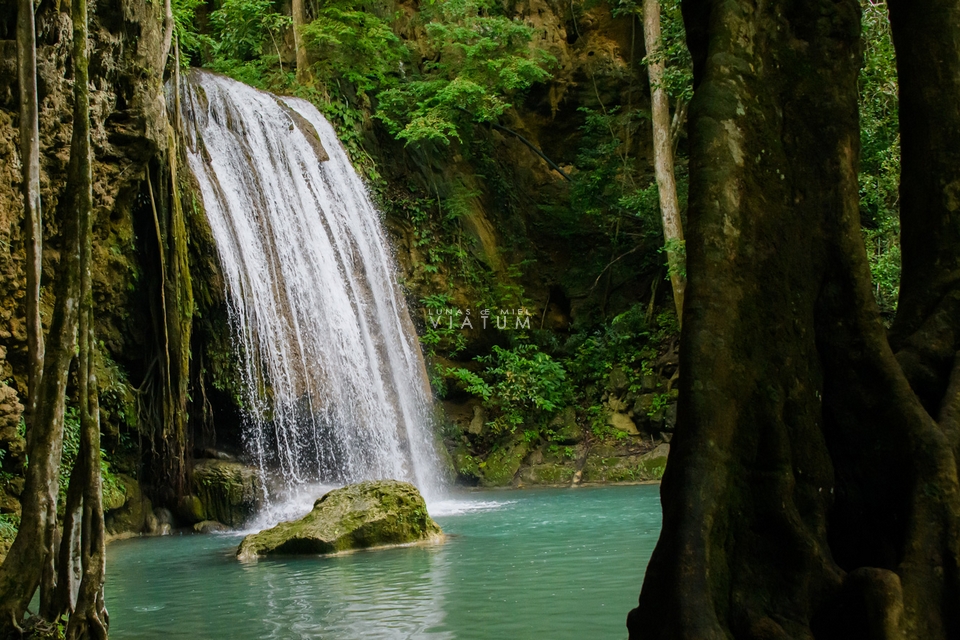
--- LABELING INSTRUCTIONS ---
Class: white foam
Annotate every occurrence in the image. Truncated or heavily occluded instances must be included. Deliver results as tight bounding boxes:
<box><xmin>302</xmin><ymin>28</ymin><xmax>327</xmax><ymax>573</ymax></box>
<box><xmin>427</xmin><ymin>498</ymin><xmax>516</xmax><ymax>517</ymax></box>
<box><xmin>241</xmin><ymin>483</ymin><xmax>339</xmax><ymax>534</ymax></box>
<box><xmin>181</xmin><ymin>70</ymin><xmax>444</xmax><ymax>503</ymax></box>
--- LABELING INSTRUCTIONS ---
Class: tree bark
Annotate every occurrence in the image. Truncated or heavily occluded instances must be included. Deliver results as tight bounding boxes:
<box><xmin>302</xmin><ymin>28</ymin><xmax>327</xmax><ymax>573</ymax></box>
<box><xmin>66</xmin><ymin>321</ymin><xmax>108</xmax><ymax>639</ymax></box>
<box><xmin>0</xmin><ymin>0</ymin><xmax>91</xmax><ymax>631</ymax></box>
<box><xmin>292</xmin><ymin>0</ymin><xmax>312</xmax><ymax>85</ymax></box>
<box><xmin>159</xmin><ymin>0</ymin><xmax>174</xmax><ymax>72</ymax></box>
<box><xmin>628</xmin><ymin>1</ymin><xmax>960</xmax><ymax>638</ymax></box>
<box><xmin>161</xmin><ymin>127</ymin><xmax>193</xmax><ymax>499</ymax></box>
<box><xmin>53</xmin><ymin>455</ymin><xmax>85</xmax><ymax>619</ymax></box>
<box><xmin>642</xmin><ymin>0</ymin><xmax>685</xmax><ymax>324</ymax></box>
<box><xmin>886</xmin><ymin>0</ymin><xmax>960</xmax><ymax>414</ymax></box>
<box><xmin>17</xmin><ymin>0</ymin><xmax>44</xmax><ymax>429</ymax></box>
<box><xmin>62</xmin><ymin>0</ymin><xmax>108</xmax><ymax>633</ymax></box>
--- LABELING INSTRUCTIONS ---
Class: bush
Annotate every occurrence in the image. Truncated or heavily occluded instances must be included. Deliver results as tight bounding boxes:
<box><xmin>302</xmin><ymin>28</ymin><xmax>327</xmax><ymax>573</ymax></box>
<box><xmin>447</xmin><ymin>344</ymin><xmax>571</xmax><ymax>436</ymax></box>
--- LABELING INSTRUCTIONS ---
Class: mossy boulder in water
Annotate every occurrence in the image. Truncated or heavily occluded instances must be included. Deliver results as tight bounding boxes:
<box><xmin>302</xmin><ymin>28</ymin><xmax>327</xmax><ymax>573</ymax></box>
<box><xmin>236</xmin><ymin>480</ymin><xmax>442</xmax><ymax>560</ymax></box>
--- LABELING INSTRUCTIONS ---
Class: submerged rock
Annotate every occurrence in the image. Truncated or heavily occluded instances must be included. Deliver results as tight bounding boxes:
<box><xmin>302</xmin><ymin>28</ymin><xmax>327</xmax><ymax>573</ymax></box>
<box><xmin>236</xmin><ymin>480</ymin><xmax>442</xmax><ymax>560</ymax></box>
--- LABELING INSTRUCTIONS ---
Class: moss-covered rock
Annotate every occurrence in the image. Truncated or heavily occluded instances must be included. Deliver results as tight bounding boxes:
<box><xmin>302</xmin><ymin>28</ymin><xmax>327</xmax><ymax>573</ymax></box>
<box><xmin>582</xmin><ymin>443</ymin><xmax>669</xmax><ymax>483</ymax></box>
<box><xmin>101</xmin><ymin>473</ymin><xmax>128</xmax><ymax>512</ymax></box>
<box><xmin>549</xmin><ymin>407</ymin><xmax>583</xmax><ymax>444</ymax></box>
<box><xmin>637</xmin><ymin>443</ymin><xmax>669</xmax><ymax>479</ymax></box>
<box><xmin>105</xmin><ymin>474</ymin><xmax>148</xmax><ymax>536</ymax></box>
<box><xmin>451</xmin><ymin>444</ymin><xmax>481</xmax><ymax>484</ymax></box>
<box><xmin>236</xmin><ymin>480</ymin><xmax>442</xmax><ymax>560</ymax></box>
<box><xmin>192</xmin><ymin>460</ymin><xmax>265</xmax><ymax>527</ymax></box>
<box><xmin>518</xmin><ymin>463</ymin><xmax>577</xmax><ymax>485</ymax></box>
<box><xmin>177</xmin><ymin>494</ymin><xmax>206</xmax><ymax>524</ymax></box>
<box><xmin>194</xmin><ymin>520</ymin><xmax>229</xmax><ymax>534</ymax></box>
<box><xmin>478</xmin><ymin>439</ymin><xmax>529</xmax><ymax>487</ymax></box>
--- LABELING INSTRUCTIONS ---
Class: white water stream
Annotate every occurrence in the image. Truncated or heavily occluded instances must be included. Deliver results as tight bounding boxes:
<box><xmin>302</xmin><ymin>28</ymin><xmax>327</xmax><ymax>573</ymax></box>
<box><xmin>181</xmin><ymin>70</ymin><xmax>442</xmax><ymax>504</ymax></box>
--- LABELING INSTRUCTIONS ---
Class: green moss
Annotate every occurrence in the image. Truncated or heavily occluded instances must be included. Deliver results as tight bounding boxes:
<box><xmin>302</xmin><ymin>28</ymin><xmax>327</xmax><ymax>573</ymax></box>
<box><xmin>101</xmin><ymin>466</ymin><xmax>127</xmax><ymax>511</ymax></box>
<box><xmin>237</xmin><ymin>480</ymin><xmax>441</xmax><ymax>559</ymax></box>
<box><xmin>519</xmin><ymin>463</ymin><xmax>576</xmax><ymax>485</ymax></box>
<box><xmin>637</xmin><ymin>456</ymin><xmax>667</xmax><ymax>480</ymax></box>
<box><xmin>452</xmin><ymin>445</ymin><xmax>481</xmax><ymax>482</ymax></box>
<box><xmin>478</xmin><ymin>440</ymin><xmax>529</xmax><ymax>486</ymax></box>
<box><xmin>0</xmin><ymin>513</ymin><xmax>19</xmax><ymax>563</ymax></box>
<box><xmin>192</xmin><ymin>460</ymin><xmax>265</xmax><ymax>527</ymax></box>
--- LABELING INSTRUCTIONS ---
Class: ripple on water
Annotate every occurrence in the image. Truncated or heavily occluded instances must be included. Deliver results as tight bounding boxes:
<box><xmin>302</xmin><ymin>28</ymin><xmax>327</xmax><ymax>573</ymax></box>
<box><xmin>107</xmin><ymin>485</ymin><xmax>661</xmax><ymax>640</ymax></box>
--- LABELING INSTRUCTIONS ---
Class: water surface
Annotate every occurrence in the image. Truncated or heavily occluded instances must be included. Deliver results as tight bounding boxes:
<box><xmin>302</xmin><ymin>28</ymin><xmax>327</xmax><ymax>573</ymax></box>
<box><xmin>107</xmin><ymin>485</ymin><xmax>661</xmax><ymax>639</ymax></box>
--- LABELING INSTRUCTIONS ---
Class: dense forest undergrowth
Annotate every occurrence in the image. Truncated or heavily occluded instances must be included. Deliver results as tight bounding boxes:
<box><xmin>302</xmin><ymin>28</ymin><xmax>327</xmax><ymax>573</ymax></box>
<box><xmin>0</xmin><ymin>0</ymin><xmax>903</xmax><ymax>624</ymax></box>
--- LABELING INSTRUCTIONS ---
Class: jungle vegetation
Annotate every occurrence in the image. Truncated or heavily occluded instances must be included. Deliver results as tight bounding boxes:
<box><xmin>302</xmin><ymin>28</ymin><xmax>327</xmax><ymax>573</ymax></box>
<box><xmin>2</xmin><ymin>0</ymin><xmax>923</xmax><ymax>636</ymax></box>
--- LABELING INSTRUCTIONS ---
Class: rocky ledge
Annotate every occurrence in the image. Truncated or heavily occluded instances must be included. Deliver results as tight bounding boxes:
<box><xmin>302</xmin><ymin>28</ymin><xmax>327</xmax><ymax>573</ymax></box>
<box><xmin>236</xmin><ymin>480</ymin><xmax>442</xmax><ymax>560</ymax></box>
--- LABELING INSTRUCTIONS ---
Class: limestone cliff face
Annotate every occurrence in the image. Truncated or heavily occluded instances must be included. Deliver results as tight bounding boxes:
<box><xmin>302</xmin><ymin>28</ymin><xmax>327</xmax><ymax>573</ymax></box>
<box><xmin>0</xmin><ymin>0</ymin><xmax>170</xmax><ymax>491</ymax></box>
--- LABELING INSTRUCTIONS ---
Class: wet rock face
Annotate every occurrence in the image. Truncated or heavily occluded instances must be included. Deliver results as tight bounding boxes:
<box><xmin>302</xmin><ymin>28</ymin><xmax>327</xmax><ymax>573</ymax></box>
<box><xmin>105</xmin><ymin>474</ymin><xmax>149</xmax><ymax>536</ymax></box>
<box><xmin>236</xmin><ymin>480</ymin><xmax>442</xmax><ymax>560</ymax></box>
<box><xmin>191</xmin><ymin>459</ymin><xmax>266</xmax><ymax>528</ymax></box>
<box><xmin>0</xmin><ymin>0</ymin><xmax>169</xmax><ymax>423</ymax></box>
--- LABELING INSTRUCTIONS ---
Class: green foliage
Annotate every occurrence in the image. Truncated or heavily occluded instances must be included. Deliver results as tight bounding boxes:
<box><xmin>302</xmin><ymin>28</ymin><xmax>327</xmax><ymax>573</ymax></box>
<box><xmin>375</xmin><ymin>0</ymin><xmax>555</xmax><ymax>143</ymax></box>
<box><xmin>566</xmin><ymin>304</ymin><xmax>666</xmax><ymax>393</ymax></box>
<box><xmin>645</xmin><ymin>391</ymin><xmax>670</xmax><ymax>417</ymax></box>
<box><xmin>60</xmin><ymin>407</ymin><xmax>82</xmax><ymax>495</ymax></box>
<box><xmin>448</xmin><ymin>344</ymin><xmax>571</xmax><ymax>436</ymax></box>
<box><xmin>420</xmin><ymin>293</ymin><xmax>468</xmax><ymax>391</ymax></box>
<box><xmin>59</xmin><ymin>407</ymin><xmax>126</xmax><ymax>510</ymax></box>
<box><xmin>568</xmin><ymin>106</ymin><xmax>687</xmax><ymax>287</ymax></box>
<box><xmin>660</xmin><ymin>236</ymin><xmax>686</xmax><ymax>279</ymax></box>
<box><xmin>0</xmin><ymin>513</ymin><xmax>19</xmax><ymax>548</ymax></box>
<box><xmin>858</xmin><ymin>0</ymin><xmax>900</xmax><ymax>317</ymax></box>
<box><xmin>98</xmin><ymin>349</ymin><xmax>138</xmax><ymax>433</ymax></box>
<box><xmin>301</xmin><ymin>2</ymin><xmax>404</xmax><ymax>94</ymax></box>
<box><xmin>569</xmin><ymin>0</ymin><xmax>692</xmax><ymax>298</ymax></box>
<box><xmin>613</xmin><ymin>0</ymin><xmax>692</xmax><ymax>103</ymax></box>
<box><xmin>208</xmin><ymin>0</ymin><xmax>292</xmax><ymax>88</ymax></box>
<box><xmin>172</xmin><ymin>0</ymin><xmax>207</xmax><ymax>62</ymax></box>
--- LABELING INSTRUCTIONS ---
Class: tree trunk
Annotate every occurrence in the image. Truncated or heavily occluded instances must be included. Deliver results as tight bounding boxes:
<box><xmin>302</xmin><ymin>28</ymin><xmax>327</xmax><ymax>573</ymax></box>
<box><xmin>53</xmin><ymin>456</ymin><xmax>85</xmax><ymax>619</ymax></box>
<box><xmin>63</xmin><ymin>0</ymin><xmax>107</xmax><ymax>632</ymax></box>
<box><xmin>886</xmin><ymin>0</ymin><xmax>960</xmax><ymax>414</ymax></box>
<box><xmin>161</xmin><ymin>127</ymin><xmax>193</xmax><ymax>499</ymax></box>
<box><xmin>17</xmin><ymin>0</ymin><xmax>44</xmax><ymax>429</ymax></box>
<box><xmin>628</xmin><ymin>1</ymin><xmax>960</xmax><ymax>638</ymax></box>
<box><xmin>66</xmin><ymin>323</ymin><xmax>107</xmax><ymax>639</ymax></box>
<box><xmin>292</xmin><ymin>0</ymin><xmax>313</xmax><ymax>85</ymax></box>
<box><xmin>642</xmin><ymin>0</ymin><xmax>685</xmax><ymax>324</ymax></box>
<box><xmin>159</xmin><ymin>0</ymin><xmax>174</xmax><ymax>72</ymax></box>
<box><xmin>0</xmin><ymin>121</ymin><xmax>82</xmax><ymax>636</ymax></box>
<box><xmin>0</xmin><ymin>0</ymin><xmax>91</xmax><ymax>631</ymax></box>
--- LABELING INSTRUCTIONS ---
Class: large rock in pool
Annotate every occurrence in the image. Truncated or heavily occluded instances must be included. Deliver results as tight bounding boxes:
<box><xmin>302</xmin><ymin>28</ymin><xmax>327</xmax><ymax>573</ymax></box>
<box><xmin>236</xmin><ymin>480</ymin><xmax>442</xmax><ymax>560</ymax></box>
<box><xmin>192</xmin><ymin>459</ymin><xmax>266</xmax><ymax>527</ymax></box>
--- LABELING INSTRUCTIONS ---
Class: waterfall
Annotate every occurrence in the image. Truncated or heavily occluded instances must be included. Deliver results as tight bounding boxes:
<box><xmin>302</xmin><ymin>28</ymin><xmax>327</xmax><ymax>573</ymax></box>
<box><xmin>180</xmin><ymin>70</ymin><xmax>441</xmax><ymax>501</ymax></box>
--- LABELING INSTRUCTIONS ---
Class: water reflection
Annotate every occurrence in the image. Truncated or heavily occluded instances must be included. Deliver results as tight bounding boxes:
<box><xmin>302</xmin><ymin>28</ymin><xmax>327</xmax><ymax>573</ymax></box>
<box><xmin>107</xmin><ymin>485</ymin><xmax>661</xmax><ymax>639</ymax></box>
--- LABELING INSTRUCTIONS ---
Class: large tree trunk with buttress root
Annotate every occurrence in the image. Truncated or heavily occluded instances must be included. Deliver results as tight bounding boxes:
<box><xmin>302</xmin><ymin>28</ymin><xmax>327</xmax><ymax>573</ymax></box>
<box><xmin>886</xmin><ymin>0</ymin><xmax>960</xmax><ymax>414</ymax></box>
<box><xmin>627</xmin><ymin>1</ymin><xmax>960</xmax><ymax>638</ymax></box>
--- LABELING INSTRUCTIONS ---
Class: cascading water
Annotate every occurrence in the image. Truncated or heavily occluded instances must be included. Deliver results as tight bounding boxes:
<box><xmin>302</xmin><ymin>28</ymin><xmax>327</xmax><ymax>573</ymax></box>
<box><xmin>180</xmin><ymin>70</ymin><xmax>441</xmax><ymax>504</ymax></box>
